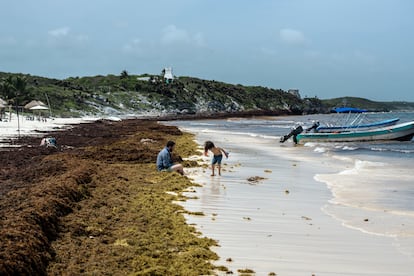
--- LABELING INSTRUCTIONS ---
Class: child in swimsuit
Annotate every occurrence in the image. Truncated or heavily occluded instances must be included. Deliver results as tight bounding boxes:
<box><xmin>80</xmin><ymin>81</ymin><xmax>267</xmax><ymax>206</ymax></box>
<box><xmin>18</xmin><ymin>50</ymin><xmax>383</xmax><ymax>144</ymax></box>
<box><xmin>204</xmin><ymin>141</ymin><xmax>229</xmax><ymax>176</ymax></box>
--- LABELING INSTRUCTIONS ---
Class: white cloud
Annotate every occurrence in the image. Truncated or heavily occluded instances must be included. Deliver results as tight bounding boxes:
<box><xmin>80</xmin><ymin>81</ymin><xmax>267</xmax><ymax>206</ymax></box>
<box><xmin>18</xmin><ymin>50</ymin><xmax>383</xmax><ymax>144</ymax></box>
<box><xmin>47</xmin><ymin>27</ymin><xmax>88</xmax><ymax>46</ymax></box>
<box><xmin>46</xmin><ymin>27</ymin><xmax>89</xmax><ymax>52</ymax></box>
<box><xmin>279</xmin><ymin>28</ymin><xmax>306</xmax><ymax>45</ymax></box>
<box><xmin>161</xmin><ymin>24</ymin><xmax>205</xmax><ymax>46</ymax></box>
<box><xmin>48</xmin><ymin>27</ymin><xmax>70</xmax><ymax>37</ymax></box>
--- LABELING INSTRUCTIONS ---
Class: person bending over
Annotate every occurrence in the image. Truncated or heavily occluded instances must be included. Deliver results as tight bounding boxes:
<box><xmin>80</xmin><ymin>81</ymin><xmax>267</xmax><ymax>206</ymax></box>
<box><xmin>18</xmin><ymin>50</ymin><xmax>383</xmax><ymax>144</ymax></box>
<box><xmin>204</xmin><ymin>141</ymin><xmax>229</xmax><ymax>176</ymax></box>
<box><xmin>156</xmin><ymin>140</ymin><xmax>184</xmax><ymax>175</ymax></box>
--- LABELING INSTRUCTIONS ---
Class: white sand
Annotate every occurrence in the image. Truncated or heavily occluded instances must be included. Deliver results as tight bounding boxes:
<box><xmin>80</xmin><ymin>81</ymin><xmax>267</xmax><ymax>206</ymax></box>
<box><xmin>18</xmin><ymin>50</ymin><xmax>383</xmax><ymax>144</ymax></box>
<box><xmin>0</xmin><ymin>114</ymin><xmax>96</xmax><ymax>145</ymax></box>
<box><xmin>178</xmin><ymin>129</ymin><xmax>414</xmax><ymax>275</ymax></box>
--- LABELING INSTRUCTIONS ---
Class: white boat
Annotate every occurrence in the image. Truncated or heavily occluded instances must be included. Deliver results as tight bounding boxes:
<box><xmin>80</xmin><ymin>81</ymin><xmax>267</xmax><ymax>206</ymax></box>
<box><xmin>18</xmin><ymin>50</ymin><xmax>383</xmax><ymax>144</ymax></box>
<box><xmin>295</xmin><ymin>121</ymin><xmax>414</xmax><ymax>144</ymax></box>
<box><xmin>316</xmin><ymin>118</ymin><xmax>400</xmax><ymax>133</ymax></box>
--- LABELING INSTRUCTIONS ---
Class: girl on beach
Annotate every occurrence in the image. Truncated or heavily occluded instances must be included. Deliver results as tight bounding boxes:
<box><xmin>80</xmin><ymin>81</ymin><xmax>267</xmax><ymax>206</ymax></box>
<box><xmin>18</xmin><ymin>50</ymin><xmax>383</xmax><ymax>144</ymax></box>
<box><xmin>204</xmin><ymin>141</ymin><xmax>229</xmax><ymax>176</ymax></box>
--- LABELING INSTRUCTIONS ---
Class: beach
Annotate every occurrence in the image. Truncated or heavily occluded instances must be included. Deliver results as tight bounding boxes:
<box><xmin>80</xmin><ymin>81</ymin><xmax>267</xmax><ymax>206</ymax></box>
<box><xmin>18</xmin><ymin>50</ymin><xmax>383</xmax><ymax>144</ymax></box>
<box><xmin>168</xmin><ymin>113</ymin><xmax>414</xmax><ymax>275</ymax></box>
<box><xmin>0</xmin><ymin>115</ymin><xmax>95</xmax><ymax>147</ymax></box>
<box><xmin>1</xmin><ymin>113</ymin><xmax>413</xmax><ymax>275</ymax></box>
<box><xmin>0</xmin><ymin>118</ymin><xmax>218</xmax><ymax>275</ymax></box>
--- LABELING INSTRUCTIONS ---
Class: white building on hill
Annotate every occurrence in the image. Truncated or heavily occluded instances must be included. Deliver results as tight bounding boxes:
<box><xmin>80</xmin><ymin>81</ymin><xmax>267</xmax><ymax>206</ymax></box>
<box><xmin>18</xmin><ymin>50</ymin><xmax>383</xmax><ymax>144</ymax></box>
<box><xmin>162</xmin><ymin>67</ymin><xmax>174</xmax><ymax>83</ymax></box>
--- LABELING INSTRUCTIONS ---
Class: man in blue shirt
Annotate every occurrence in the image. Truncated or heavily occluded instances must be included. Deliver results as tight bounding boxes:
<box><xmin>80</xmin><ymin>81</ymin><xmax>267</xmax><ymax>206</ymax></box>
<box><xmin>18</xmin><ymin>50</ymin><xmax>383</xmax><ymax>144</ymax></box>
<box><xmin>156</xmin><ymin>140</ymin><xmax>184</xmax><ymax>175</ymax></box>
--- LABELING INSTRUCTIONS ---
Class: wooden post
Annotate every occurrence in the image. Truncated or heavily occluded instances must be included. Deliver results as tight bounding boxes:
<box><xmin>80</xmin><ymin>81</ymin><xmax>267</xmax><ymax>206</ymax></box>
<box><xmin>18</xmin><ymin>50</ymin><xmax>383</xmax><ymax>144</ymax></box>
<box><xmin>45</xmin><ymin>93</ymin><xmax>52</xmax><ymax>117</ymax></box>
<box><xmin>16</xmin><ymin>103</ymin><xmax>20</xmax><ymax>139</ymax></box>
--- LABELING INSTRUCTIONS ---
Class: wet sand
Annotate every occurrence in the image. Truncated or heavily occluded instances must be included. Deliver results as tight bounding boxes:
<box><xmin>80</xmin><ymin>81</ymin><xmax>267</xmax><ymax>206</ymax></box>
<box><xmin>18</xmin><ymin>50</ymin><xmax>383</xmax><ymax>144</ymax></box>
<box><xmin>177</xmin><ymin>126</ymin><xmax>414</xmax><ymax>276</ymax></box>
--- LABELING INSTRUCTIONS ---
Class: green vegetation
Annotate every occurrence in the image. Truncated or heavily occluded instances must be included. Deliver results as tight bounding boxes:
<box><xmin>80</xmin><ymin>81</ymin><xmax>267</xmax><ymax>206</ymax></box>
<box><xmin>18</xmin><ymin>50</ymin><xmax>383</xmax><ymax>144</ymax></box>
<box><xmin>0</xmin><ymin>74</ymin><xmax>33</xmax><ymax>105</ymax></box>
<box><xmin>1</xmin><ymin>71</ymin><xmax>413</xmax><ymax>117</ymax></box>
<box><xmin>321</xmin><ymin>97</ymin><xmax>414</xmax><ymax>112</ymax></box>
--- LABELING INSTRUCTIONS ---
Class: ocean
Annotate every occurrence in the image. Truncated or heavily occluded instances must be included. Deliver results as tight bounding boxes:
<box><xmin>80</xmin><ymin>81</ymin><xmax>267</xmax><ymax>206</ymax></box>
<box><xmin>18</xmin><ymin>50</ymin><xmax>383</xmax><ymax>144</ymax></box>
<box><xmin>166</xmin><ymin>112</ymin><xmax>414</xmax><ymax>275</ymax></box>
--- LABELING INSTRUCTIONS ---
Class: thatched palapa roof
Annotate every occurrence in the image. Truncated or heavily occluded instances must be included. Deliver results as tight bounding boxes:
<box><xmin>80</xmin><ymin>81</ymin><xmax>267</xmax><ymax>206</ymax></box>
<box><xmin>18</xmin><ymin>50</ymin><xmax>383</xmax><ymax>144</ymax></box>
<box><xmin>24</xmin><ymin>100</ymin><xmax>47</xmax><ymax>109</ymax></box>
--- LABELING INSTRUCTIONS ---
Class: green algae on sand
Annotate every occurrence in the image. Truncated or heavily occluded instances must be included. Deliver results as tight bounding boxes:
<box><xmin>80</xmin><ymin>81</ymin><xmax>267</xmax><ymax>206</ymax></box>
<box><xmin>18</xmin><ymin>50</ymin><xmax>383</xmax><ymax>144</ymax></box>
<box><xmin>47</xmin><ymin>125</ymin><xmax>219</xmax><ymax>275</ymax></box>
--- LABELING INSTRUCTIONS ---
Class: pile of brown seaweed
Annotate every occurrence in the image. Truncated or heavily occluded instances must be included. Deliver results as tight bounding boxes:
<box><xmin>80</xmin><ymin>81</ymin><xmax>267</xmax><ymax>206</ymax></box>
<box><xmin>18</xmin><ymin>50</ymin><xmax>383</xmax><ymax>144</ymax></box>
<box><xmin>0</xmin><ymin>119</ymin><xmax>218</xmax><ymax>275</ymax></box>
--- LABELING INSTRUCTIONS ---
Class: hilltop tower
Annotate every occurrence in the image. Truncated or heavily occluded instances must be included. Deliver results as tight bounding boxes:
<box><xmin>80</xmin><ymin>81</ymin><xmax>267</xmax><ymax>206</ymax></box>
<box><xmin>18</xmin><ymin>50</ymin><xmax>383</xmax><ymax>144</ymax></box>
<box><xmin>288</xmin><ymin>89</ymin><xmax>301</xmax><ymax>99</ymax></box>
<box><xmin>162</xmin><ymin>67</ymin><xmax>174</xmax><ymax>84</ymax></box>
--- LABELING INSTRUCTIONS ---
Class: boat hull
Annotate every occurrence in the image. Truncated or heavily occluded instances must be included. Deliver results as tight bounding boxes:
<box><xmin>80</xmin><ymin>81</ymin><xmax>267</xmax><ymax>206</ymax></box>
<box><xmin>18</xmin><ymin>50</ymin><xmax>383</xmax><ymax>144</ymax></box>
<box><xmin>297</xmin><ymin>121</ymin><xmax>414</xmax><ymax>144</ymax></box>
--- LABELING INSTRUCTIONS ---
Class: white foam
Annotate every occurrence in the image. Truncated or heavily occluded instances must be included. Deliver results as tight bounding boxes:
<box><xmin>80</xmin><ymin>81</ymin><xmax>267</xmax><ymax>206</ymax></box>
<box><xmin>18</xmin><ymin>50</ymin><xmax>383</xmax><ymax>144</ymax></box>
<box><xmin>315</xmin><ymin>155</ymin><xmax>414</xmax><ymax>242</ymax></box>
<box><xmin>337</xmin><ymin>159</ymin><xmax>385</xmax><ymax>175</ymax></box>
<box><xmin>313</xmin><ymin>147</ymin><xmax>327</xmax><ymax>153</ymax></box>
<box><xmin>303</xmin><ymin>142</ymin><xmax>318</xmax><ymax>148</ymax></box>
<box><xmin>371</xmin><ymin>147</ymin><xmax>414</xmax><ymax>154</ymax></box>
<box><xmin>342</xmin><ymin>145</ymin><xmax>358</xmax><ymax>151</ymax></box>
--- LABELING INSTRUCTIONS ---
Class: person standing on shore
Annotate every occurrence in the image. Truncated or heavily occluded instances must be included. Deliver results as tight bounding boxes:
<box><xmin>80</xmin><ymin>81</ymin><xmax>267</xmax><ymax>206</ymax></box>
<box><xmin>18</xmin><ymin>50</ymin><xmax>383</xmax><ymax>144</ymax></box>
<box><xmin>156</xmin><ymin>140</ymin><xmax>184</xmax><ymax>175</ymax></box>
<box><xmin>204</xmin><ymin>141</ymin><xmax>229</xmax><ymax>176</ymax></box>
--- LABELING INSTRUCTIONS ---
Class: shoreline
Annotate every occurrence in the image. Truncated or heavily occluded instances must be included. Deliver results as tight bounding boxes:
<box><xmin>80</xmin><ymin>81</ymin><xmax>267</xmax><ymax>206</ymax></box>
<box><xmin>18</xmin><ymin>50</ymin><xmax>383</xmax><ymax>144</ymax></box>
<box><xmin>0</xmin><ymin>109</ymin><xmax>295</xmax><ymax>146</ymax></box>
<box><xmin>156</xmin><ymin>109</ymin><xmax>300</xmax><ymax>121</ymax></box>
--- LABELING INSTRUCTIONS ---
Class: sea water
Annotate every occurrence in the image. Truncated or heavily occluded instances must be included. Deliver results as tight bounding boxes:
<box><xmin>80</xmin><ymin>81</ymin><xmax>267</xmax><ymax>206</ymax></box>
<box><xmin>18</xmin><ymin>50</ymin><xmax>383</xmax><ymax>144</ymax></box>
<box><xmin>166</xmin><ymin>112</ymin><xmax>414</xmax><ymax>275</ymax></box>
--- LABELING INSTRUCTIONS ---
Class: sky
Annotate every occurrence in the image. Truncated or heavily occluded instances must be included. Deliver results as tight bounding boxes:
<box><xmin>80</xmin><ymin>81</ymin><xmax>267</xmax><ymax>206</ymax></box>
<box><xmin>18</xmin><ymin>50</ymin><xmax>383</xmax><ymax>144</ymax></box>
<box><xmin>1</xmin><ymin>0</ymin><xmax>413</xmax><ymax>101</ymax></box>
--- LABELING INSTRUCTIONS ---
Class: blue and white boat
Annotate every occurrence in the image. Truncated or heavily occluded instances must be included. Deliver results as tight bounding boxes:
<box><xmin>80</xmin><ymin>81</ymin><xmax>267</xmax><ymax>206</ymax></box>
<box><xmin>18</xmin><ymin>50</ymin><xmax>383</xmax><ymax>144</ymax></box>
<box><xmin>316</xmin><ymin>118</ymin><xmax>400</xmax><ymax>133</ymax></box>
<box><xmin>295</xmin><ymin>121</ymin><xmax>414</xmax><ymax>144</ymax></box>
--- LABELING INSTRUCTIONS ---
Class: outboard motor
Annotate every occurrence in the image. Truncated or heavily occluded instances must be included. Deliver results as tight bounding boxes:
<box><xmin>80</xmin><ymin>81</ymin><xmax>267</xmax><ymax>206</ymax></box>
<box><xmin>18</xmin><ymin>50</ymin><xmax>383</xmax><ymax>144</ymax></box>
<box><xmin>306</xmin><ymin>121</ymin><xmax>320</xmax><ymax>132</ymax></box>
<box><xmin>280</xmin><ymin>125</ymin><xmax>303</xmax><ymax>144</ymax></box>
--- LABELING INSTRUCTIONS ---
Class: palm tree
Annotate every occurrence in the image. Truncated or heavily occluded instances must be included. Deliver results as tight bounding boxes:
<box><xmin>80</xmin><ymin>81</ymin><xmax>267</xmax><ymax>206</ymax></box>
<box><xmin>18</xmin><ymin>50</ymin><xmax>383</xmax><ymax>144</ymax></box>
<box><xmin>0</xmin><ymin>76</ymin><xmax>16</xmax><ymax>101</ymax></box>
<box><xmin>1</xmin><ymin>76</ymin><xmax>28</xmax><ymax>138</ymax></box>
<box><xmin>120</xmin><ymin>70</ymin><xmax>129</xmax><ymax>79</ymax></box>
<box><xmin>1</xmin><ymin>75</ymin><xmax>29</xmax><ymax>103</ymax></box>
<box><xmin>0</xmin><ymin>79</ymin><xmax>13</xmax><ymax>121</ymax></box>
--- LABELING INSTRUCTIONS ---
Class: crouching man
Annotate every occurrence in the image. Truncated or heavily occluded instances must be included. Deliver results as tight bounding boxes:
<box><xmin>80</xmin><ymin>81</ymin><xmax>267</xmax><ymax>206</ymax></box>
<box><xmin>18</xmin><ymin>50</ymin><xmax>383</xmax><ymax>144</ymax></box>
<box><xmin>40</xmin><ymin>137</ymin><xmax>57</xmax><ymax>148</ymax></box>
<box><xmin>156</xmin><ymin>140</ymin><xmax>184</xmax><ymax>175</ymax></box>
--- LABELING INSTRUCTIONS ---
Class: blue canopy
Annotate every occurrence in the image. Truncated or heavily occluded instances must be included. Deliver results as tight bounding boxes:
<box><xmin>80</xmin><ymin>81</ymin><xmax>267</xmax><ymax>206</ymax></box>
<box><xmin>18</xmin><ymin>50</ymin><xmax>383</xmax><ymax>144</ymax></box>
<box><xmin>331</xmin><ymin>107</ymin><xmax>368</xmax><ymax>113</ymax></box>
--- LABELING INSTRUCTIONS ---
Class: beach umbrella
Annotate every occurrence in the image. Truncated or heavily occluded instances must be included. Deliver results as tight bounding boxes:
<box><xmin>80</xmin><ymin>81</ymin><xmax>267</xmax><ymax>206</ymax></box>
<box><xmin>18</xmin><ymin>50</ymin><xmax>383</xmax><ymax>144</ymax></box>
<box><xmin>29</xmin><ymin>105</ymin><xmax>49</xmax><ymax>121</ymax></box>
<box><xmin>29</xmin><ymin>105</ymin><xmax>49</xmax><ymax>110</ymax></box>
